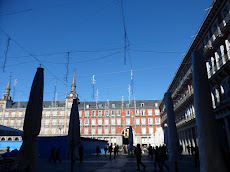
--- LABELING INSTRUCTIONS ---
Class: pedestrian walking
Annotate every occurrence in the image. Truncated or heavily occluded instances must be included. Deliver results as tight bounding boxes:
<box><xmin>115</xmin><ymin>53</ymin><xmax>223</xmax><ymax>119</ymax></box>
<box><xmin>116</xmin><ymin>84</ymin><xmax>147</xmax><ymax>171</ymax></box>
<box><xmin>49</xmin><ymin>146</ymin><xmax>56</xmax><ymax>163</ymax></box>
<box><xmin>159</xmin><ymin>145</ymin><xmax>169</xmax><ymax>171</ymax></box>
<box><xmin>148</xmin><ymin>144</ymin><xmax>153</xmax><ymax>159</ymax></box>
<box><xmin>136</xmin><ymin>144</ymin><xmax>146</xmax><ymax>171</ymax></box>
<box><xmin>109</xmin><ymin>143</ymin><xmax>113</xmax><ymax>159</ymax></box>
<box><xmin>104</xmin><ymin>145</ymin><xmax>108</xmax><ymax>156</ymax></box>
<box><xmin>96</xmin><ymin>146</ymin><xmax>101</xmax><ymax>156</ymax></box>
<box><xmin>79</xmin><ymin>144</ymin><xmax>84</xmax><ymax>164</ymax></box>
<box><xmin>154</xmin><ymin>146</ymin><xmax>162</xmax><ymax>171</ymax></box>
<box><xmin>55</xmin><ymin>147</ymin><xmax>61</xmax><ymax>163</ymax></box>
<box><xmin>114</xmin><ymin>145</ymin><xmax>118</xmax><ymax>159</ymax></box>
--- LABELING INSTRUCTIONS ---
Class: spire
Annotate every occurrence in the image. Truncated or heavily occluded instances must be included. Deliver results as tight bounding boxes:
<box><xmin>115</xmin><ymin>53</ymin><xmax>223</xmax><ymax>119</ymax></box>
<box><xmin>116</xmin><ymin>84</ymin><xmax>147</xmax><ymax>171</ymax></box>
<box><xmin>71</xmin><ymin>72</ymin><xmax>76</xmax><ymax>94</ymax></box>
<box><xmin>1</xmin><ymin>76</ymin><xmax>12</xmax><ymax>101</ymax></box>
<box><xmin>67</xmin><ymin>72</ymin><xmax>77</xmax><ymax>99</ymax></box>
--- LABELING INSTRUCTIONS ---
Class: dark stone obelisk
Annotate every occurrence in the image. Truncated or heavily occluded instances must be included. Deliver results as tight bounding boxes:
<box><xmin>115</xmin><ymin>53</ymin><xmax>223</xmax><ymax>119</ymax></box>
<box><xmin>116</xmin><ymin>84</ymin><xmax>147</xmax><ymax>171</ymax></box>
<box><xmin>192</xmin><ymin>48</ymin><xmax>228</xmax><ymax>172</ymax></box>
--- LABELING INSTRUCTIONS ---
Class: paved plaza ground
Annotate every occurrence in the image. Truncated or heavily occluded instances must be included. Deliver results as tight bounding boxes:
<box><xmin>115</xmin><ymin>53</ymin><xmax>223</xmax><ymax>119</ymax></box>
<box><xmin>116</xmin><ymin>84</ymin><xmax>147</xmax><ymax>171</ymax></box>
<box><xmin>33</xmin><ymin>153</ymin><xmax>200</xmax><ymax>172</ymax></box>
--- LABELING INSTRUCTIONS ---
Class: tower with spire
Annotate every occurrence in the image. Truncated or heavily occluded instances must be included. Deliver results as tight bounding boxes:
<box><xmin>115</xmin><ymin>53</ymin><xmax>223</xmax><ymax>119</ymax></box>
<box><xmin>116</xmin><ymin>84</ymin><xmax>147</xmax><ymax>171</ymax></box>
<box><xmin>0</xmin><ymin>76</ymin><xmax>13</xmax><ymax>109</ymax></box>
<box><xmin>66</xmin><ymin>72</ymin><xmax>78</xmax><ymax>99</ymax></box>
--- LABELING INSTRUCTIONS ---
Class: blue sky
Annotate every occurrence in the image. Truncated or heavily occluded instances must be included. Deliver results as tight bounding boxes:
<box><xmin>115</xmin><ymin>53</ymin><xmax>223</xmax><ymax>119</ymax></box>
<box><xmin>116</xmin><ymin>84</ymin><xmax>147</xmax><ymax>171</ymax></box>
<box><xmin>0</xmin><ymin>0</ymin><xmax>213</xmax><ymax>102</ymax></box>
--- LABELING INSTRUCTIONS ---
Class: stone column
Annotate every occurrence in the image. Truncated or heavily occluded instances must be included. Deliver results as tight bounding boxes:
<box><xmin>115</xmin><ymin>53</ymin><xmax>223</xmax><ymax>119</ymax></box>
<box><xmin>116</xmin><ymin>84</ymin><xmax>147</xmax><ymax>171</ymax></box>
<box><xmin>192</xmin><ymin>48</ymin><xmax>228</xmax><ymax>172</ymax></box>
<box><xmin>164</xmin><ymin>92</ymin><xmax>181</xmax><ymax>171</ymax></box>
<box><xmin>224</xmin><ymin>117</ymin><xmax>230</xmax><ymax>152</ymax></box>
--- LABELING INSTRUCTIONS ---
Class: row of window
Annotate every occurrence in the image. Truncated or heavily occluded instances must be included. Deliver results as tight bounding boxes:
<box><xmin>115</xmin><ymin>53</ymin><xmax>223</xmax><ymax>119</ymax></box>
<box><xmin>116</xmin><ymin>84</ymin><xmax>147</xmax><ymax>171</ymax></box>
<box><xmin>79</xmin><ymin>109</ymin><xmax>160</xmax><ymax>117</ymax></box>
<box><xmin>68</xmin><ymin>102</ymin><xmax>159</xmax><ymax>109</ymax></box>
<box><xmin>83</xmin><ymin>127</ymin><xmax>155</xmax><ymax>135</ymax></box>
<box><xmin>0</xmin><ymin>109</ymin><xmax>160</xmax><ymax>118</ymax></box>
<box><xmin>80</xmin><ymin>117</ymin><xmax>161</xmax><ymax>125</ymax></box>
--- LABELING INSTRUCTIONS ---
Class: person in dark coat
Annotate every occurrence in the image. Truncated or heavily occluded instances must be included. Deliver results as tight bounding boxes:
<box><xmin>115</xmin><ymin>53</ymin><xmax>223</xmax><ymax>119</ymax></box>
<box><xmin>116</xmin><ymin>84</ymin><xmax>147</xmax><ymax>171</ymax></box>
<box><xmin>49</xmin><ymin>146</ymin><xmax>56</xmax><ymax>163</ymax></box>
<box><xmin>96</xmin><ymin>146</ymin><xmax>101</xmax><ymax>156</ymax></box>
<box><xmin>55</xmin><ymin>147</ymin><xmax>61</xmax><ymax>163</ymax></box>
<box><xmin>79</xmin><ymin>144</ymin><xmax>84</xmax><ymax>164</ymax></box>
<box><xmin>109</xmin><ymin>143</ymin><xmax>113</xmax><ymax>159</ymax></box>
<box><xmin>114</xmin><ymin>145</ymin><xmax>118</xmax><ymax>159</ymax></box>
<box><xmin>136</xmin><ymin>144</ymin><xmax>146</xmax><ymax>170</ymax></box>
<box><xmin>154</xmin><ymin>146</ymin><xmax>162</xmax><ymax>171</ymax></box>
<box><xmin>104</xmin><ymin>145</ymin><xmax>108</xmax><ymax>156</ymax></box>
<box><xmin>148</xmin><ymin>144</ymin><xmax>153</xmax><ymax>159</ymax></box>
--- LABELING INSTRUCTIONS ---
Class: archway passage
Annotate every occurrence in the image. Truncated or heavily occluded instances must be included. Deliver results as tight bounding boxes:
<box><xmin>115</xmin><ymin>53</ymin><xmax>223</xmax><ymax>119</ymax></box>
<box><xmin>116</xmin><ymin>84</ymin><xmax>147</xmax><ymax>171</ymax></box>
<box><xmin>122</xmin><ymin>128</ymin><xmax>130</xmax><ymax>145</ymax></box>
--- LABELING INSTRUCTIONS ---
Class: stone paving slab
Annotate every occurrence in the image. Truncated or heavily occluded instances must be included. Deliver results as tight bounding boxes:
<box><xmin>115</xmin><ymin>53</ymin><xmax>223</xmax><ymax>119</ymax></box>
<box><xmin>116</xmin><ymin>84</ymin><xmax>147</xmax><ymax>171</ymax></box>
<box><xmin>31</xmin><ymin>154</ymin><xmax>199</xmax><ymax>172</ymax></box>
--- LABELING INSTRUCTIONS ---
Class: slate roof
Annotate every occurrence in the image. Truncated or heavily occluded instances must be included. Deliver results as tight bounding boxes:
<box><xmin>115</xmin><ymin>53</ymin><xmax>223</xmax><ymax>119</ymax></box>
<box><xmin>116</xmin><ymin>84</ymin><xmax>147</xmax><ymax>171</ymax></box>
<box><xmin>7</xmin><ymin>99</ymin><xmax>161</xmax><ymax>109</ymax></box>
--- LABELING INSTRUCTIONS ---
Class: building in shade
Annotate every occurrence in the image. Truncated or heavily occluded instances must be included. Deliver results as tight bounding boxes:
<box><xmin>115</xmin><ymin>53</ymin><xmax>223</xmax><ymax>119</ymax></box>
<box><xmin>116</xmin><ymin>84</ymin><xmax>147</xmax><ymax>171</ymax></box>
<box><xmin>159</xmin><ymin>0</ymin><xmax>230</xmax><ymax>155</ymax></box>
<box><xmin>0</xmin><ymin>74</ymin><xmax>163</xmax><ymax>146</ymax></box>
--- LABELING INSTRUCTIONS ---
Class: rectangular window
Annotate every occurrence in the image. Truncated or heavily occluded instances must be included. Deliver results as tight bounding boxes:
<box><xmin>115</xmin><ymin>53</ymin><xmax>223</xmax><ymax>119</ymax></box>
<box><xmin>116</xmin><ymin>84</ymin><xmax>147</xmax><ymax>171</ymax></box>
<box><xmin>17</xmin><ymin>120</ymin><xmax>21</xmax><ymax>125</ymax></box>
<box><xmin>105</xmin><ymin>118</ymin><xmax>109</xmax><ymax>125</ymax></box>
<box><xmin>11</xmin><ymin>112</ymin><xmax>16</xmax><ymax>117</ymax></box>
<box><xmin>92</xmin><ymin>128</ymin><xmax>96</xmax><ymax>134</ymax></box>
<box><xmin>4</xmin><ymin>120</ymin><xmax>8</xmax><ymax>125</ymax></box>
<box><xmin>60</xmin><ymin>111</ymin><xmax>65</xmax><ymax>116</ymax></box>
<box><xmin>86</xmin><ymin>104</ymin><xmax>90</xmax><ymax>109</ymax></box>
<box><xmin>84</xmin><ymin>128</ymin><xmax>89</xmax><ymax>134</ymax></box>
<box><xmin>155</xmin><ymin>109</ymin><xmax>160</xmax><ymax>116</ymax></box>
<box><xmin>98</xmin><ymin>110</ymin><xmax>102</xmax><ymax>117</ymax></box>
<box><xmin>111</xmin><ymin>118</ymin><xmax>115</xmax><ymax>125</ymax></box>
<box><xmin>52</xmin><ymin>128</ymin><xmax>56</xmax><ymax>134</ymax></box>
<box><xmin>18</xmin><ymin>112</ymin><xmax>23</xmax><ymax>117</ymax></box>
<box><xmin>98</xmin><ymin>104</ymin><xmax>103</xmax><ymax>109</ymax></box>
<box><xmin>111</xmin><ymin>110</ymin><xmax>115</xmax><ymax>116</ymax></box>
<box><xmin>111</xmin><ymin>128</ymin><xmax>116</xmax><ymax>134</ymax></box>
<box><xmin>45</xmin><ymin>119</ymin><xmax>49</xmax><ymax>125</ymax></box>
<box><xmin>79</xmin><ymin>111</ymin><xmax>82</xmax><ymax>117</ymax></box>
<box><xmin>105</xmin><ymin>110</ymin><xmax>109</xmax><ymax>117</ymax></box>
<box><xmin>141</xmin><ymin>103</ymin><xmax>144</xmax><ymax>107</ymax></box>
<box><xmin>104</xmin><ymin>128</ymin><xmax>109</xmax><ymax>134</ymax></box>
<box><xmin>135</xmin><ymin>110</ymin><xmax>139</xmax><ymax>115</ymax></box>
<box><xmin>98</xmin><ymin>118</ymin><xmax>102</xmax><ymax>125</ymax></box>
<box><xmin>141</xmin><ymin>110</ymin><xmax>145</xmax><ymax>116</ymax></box>
<box><xmin>59</xmin><ymin>119</ymin><xmax>64</xmax><ymax>124</ymax></box>
<box><xmin>148</xmin><ymin>118</ymin><xmax>153</xmax><ymax>124</ymax></box>
<box><xmin>10</xmin><ymin>120</ymin><xmax>14</xmax><ymax>126</ymax></box>
<box><xmin>126</xmin><ymin>118</ymin><xmax>130</xmax><ymax>125</ymax></box>
<box><xmin>136</xmin><ymin>118</ymin><xmax>140</xmax><ymax>125</ymax></box>
<box><xmin>5</xmin><ymin>112</ymin><xmax>9</xmax><ymax>117</ymax></box>
<box><xmin>68</xmin><ymin>102</ymin><xmax>72</xmax><ymax>108</ymax></box>
<box><xmin>92</xmin><ymin>110</ymin><xmax>96</xmax><ymax>117</ymax></box>
<box><xmin>126</xmin><ymin>104</ymin><xmax>129</xmax><ymax>108</ymax></box>
<box><xmin>149</xmin><ymin>127</ymin><xmax>154</xmax><ymax>134</ymax></box>
<box><xmin>117</xmin><ymin>110</ymin><xmax>121</xmax><ymax>116</ymax></box>
<box><xmin>44</xmin><ymin>128</ymin><xmax>49</xmax><ymax>134</ymax></box>
<box><xmin>52</xmin><ymin>119</ymin><xmax>57</xmax><ymax>124</ymax></box>
<box><xmin>98</xmin><ymin>128</ymin><xmax>102</xmax><ymax>134</ymax></box>
<box><xmin>142</xmin><ymin>127</ymin><xmax>146</xmax><ymax>134</ymax></box>
<box><xmin>155</xmin><ymin>103</ymin><xmax>159</xmax><ymax>107</ymax></box>
<box><xmin>117</xmin><ymin>118</ymin><xmax>121</xmax><ymax>125</ymax></box>
<box><xmin>84</xmin><ymin>119</ymin><xmax>89</xmax><ymax>125</ymax></box>
<box><xmin>148</xmin><ymin>109</ymin><xmax>152</xmax><ymax>115</ymax></box>
<box><xmin>85</xmin><ymin>111</ymin><xmax>89</xmax><ymax>117</ymax></box>
<box><xmin>126</xmin><ymin>110</ymin><xmax>130</xmax><ymax>116</ymax></box>
<box><xmin>52</xmin><ymin>111</ymin><xmax>57</xmax><ymax>116</ymax></box>
<box><xmin>92</xmin><ymin>119</ymin><xmax>96</xmax><ymax>125</ymax></box>
<box><xmin>112</xmin><ymin>104</ymin><xmax>116</xmax><ymax>108</ymax></box>
<box><xmin>141</xmin><ymin>118</ymin><xmax>146</xmax><ymax>125</ymax></box>
<box><xmin>155</xmin><ymin>118</ymin><xmax>161</xmax><ymax>124</ymax></box>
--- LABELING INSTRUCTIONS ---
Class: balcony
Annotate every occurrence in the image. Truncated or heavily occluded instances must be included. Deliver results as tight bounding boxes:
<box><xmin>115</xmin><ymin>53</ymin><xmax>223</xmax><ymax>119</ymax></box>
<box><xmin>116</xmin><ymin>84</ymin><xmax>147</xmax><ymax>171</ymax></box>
<box><xmin>208</xmin><ymin>53</ymin><xmax>230</xmax><ymax>79</ymax></box>
<box><xmin>174</xmin><ymin>89</ymin><xmax>194</xmax><ymax>112</ymax></box>
<box><xmin>176</xmin><ymin>115</ymin><xmax>196</xmax><ymax>127</ymax></box>
<box><xmin>172</xmin><ymin>66</ymin><xmax>192</xmax><ymax>98</ymax></box>
<box><xmin>220</xmin><ymin>12</ymin><xmax>230</xmax><ymax>34</ymax></box>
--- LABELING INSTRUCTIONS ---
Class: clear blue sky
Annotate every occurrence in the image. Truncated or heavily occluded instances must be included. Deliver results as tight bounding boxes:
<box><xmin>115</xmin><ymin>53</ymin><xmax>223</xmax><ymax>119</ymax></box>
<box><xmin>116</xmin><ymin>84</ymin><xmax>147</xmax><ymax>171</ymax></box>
<box><xmin>0</xmin><ymin>0</ymin><xmax>213</xmax><ymax>102</ymax></box>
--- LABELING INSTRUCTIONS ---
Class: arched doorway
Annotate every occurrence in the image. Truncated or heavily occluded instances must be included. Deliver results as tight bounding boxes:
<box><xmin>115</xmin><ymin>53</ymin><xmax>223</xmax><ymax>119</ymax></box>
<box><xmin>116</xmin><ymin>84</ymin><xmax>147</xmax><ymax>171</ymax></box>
<box><xmin>1</xmin><ymin>138</ymin><xmax>5</xmax><ymax>141</ymax></box>
<box><xmin>8</xmin><ymin>138</ymin><xmax>12</xmax><ymax>141</ymax></box>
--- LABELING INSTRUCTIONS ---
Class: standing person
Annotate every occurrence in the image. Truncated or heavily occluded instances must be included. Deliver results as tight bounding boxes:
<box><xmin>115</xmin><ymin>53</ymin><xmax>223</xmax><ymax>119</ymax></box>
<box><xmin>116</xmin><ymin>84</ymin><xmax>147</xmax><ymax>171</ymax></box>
<box><xmin>55</xmin><ymin>147</ymin><xmax>62</xmax><ymax>163</ymax></box>
<box><xmin>187</xmin><ymin>145</ymin><xmax>191</xmax><ymax>155</ymax></box>
<box><xmin>136</xmin><ymin>144</ymin><xmax>146</xmax><ymax>171</ymax></box>
<box><xmin>104</xmin><ymin>145</ymin><xmax>108</xmax><ymax>156</ymax></box>
<box><xmin>96</xmin><ymin>146</ymin><xmax>101</xmax><ymax>156</ymax></box>
<box><xmin>154</xmin><ymin>146</ymin><xmax>162</xmax><ymax>171</ymax></box>
<box><xmin>159</xmin><ymin>145</ymin><xmax>169</xmax><ymax>171</ymax></box>
<box><xmin>194</xmin><ymin>146</ymin><xmax>199</xmax><ymax>167</ymax></box>
<box><xmin>114</xmin><ymin>145</ymin><xmax>118</xmax><ymax>159</ymax></box>
<box><xmin>79</xmin><ymin>144</ymin><xmax>84</xmax><ymax>164</ymax></box>
<box><xmin>109</xmin><ymin>143</ymin><xmax>113</xmax><ymax>159</ymax></box>
<box><xmin>49</xmin><ymin>147</ymin><xmax>56</xmax><ymax>163</ymax></box>
<box><xmin>148</xmin><ymin>144</ymin><xmax>153</xmax><ymax>159</ymax></box>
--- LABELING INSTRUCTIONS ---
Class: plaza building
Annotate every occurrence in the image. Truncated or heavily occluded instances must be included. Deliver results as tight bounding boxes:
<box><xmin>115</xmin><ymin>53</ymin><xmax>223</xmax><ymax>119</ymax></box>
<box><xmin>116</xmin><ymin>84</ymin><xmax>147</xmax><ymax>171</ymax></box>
<box><xmin>159</xmin><ymin>0</ymin><xmax>230</xmax><ymax>155</ymax></box>
<box><xmin>0</xmin><ymin>74</ymin><xmax>163</xmax><ymax>146</ymax></box>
